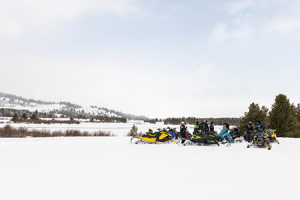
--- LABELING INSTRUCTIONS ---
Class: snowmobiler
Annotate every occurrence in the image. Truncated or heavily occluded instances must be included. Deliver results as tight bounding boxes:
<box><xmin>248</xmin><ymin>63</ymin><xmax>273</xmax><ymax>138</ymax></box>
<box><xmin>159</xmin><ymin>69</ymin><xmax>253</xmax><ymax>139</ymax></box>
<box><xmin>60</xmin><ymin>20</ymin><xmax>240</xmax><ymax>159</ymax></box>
<box><xmin>203</xmin><ymin>121</ymin><xmax>209</xmax><ymax>133</ymax></box>
<box><xmin>219</xmin><ymin>123</ymin><xmax>232</xmax><ymax>146</ymax></box>
<box><xmin>265</xmin><ymin>129</ymin><xmax>280</xmax><ymax>144</ymax></box>
<box><xmin>193</xmin><ymin>121</ymin><xmax>200</xmax><ymax>135</ymax></box>
<box><xmin>180</xmin><ymin>121</ymin><xmax>188</xmax><ymax>144</ymax></box>
<box><xmin>131</xmin><ymin>129</ymin><xmax>173</xmax><ymax>144</ymax></box>
<box><xmin>245</xmin><ymin>120</ymin><xmax>254</xmax><ymax>143</ymax></box>
<box><xmin>256</xmin><ymin>121</ymin><xmax>264</xmax><ymax>132</ymax></box>
<box><xmin>209</xmin><ymin>122</ymin><xmax>215</xmax><ymax>132</ymax></box>
<box><xmin>247</xmin><ymin>130</ymin><xmax>272</xmax><ymax>150</ymax></box>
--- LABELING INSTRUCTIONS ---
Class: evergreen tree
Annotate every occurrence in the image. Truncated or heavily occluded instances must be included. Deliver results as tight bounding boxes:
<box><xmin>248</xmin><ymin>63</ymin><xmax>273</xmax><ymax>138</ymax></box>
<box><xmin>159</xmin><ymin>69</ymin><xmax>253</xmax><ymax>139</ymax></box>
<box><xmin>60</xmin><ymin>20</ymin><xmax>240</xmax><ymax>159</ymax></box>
<box><xmin>127</xmin><ymin>124</ymin><xmax>138</xmax><ymax>136</ymax></box>
<box><xmin>238</xmin><ymin>103</ymin><xmax>268</xmax><ymax>133</ymax></box>
<box><xmin>21</xmin><ymin>113</ymin><xmax>28</xmax><ymax>120</ymax></box>
<box><xmin>30</xmin><ymin>113</ymin><xmax>38</xmax><ymax>120</ymax></box>
<box><xmin>11</xmin><ymin>114</ymin><xmax>19</xmax><ymax>122</ymax></box>
<box><xmin>296</xmin><ymin>104</ymin><xmax>300</xmax><ymax>122</ymax></box>
<box><xmin>268</xmin><ymin>94</ymin><xmax>299</xmax><ymax>137</ymax></box>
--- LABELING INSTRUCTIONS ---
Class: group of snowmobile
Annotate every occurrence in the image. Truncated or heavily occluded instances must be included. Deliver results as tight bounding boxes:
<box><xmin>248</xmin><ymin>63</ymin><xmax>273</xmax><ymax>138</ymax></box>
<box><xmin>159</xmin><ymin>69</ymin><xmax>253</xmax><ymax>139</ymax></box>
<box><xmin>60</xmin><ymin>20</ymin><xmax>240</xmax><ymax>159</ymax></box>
<box><xmin>130</xmin><ymin>121</ymin><xmax>280</xmax><ymax>150</ymax></box>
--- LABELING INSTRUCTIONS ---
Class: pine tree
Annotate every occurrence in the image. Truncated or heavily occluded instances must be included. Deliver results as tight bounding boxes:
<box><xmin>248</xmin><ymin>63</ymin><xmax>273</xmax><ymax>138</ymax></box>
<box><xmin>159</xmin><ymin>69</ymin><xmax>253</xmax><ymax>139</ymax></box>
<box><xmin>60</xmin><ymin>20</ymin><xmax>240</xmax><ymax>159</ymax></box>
<box><xmin>127</xmin><ymin>124</ymin><xmax>138</xmax><ymax>136</ymax></box>
<box><xmin>12</xmin><ymin>114</ymin><xmax>19</xmax><ymax>122</ymax></box>
<box><xmin>238</xmin><ymin>103</ymin><xmax>268</xmax><ymax>133</ymax></box>
<box><xmin>30</xmin><ymin>113</ymin><xmax>38</xmax><ymax>120</ymax></box>
<box><xmin>21</xmin><ymin>113</ymin><xmax>28</xmax><ymax>120</ymax></box>
<box><xmin>268</xmin><ymin>94</ymin><xmax>299</xmax><ymax>137</ymax></box>
<box><xmin>296</xmin><ymin>104</ymin><xmax>300</xmax><ymax>122</ymax></box>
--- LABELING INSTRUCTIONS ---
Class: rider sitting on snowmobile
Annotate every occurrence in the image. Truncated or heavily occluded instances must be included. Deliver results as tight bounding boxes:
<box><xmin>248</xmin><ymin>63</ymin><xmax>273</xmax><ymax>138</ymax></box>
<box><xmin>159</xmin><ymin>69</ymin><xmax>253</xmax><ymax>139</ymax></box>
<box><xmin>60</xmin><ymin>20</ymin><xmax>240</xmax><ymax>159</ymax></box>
<box><xmin>256</xmin><ymin>121</ymin><xmax>264</xmax><ymax>132</ymax></box>
<box><xmin>219</xmin><ymin>122</ymin><xmax>232</xmax><ymax>144</ymax></box>
<box><xmin>193</xmin><ymin>121</ymin><xmax>201</xmax><ymax>135</ymax></box>
<box><xmin>203</xmin><ymin>121</ymin><xmax>209</xmax><ymax>133</ymax></box>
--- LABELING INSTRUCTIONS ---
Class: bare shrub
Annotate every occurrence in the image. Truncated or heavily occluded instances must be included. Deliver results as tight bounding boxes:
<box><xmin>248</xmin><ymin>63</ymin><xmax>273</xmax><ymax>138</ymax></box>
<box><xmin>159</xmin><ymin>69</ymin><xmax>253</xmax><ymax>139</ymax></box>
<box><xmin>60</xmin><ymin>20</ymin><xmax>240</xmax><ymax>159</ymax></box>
<box><xmin>0</xmin><ymin>125</ymin><xmax>114</xmax><ymax>138</ymax></box>
<box><xmin>52</xmin><ymin>131</ymin><xmax>63</xmax><ymax>137</ymax></box>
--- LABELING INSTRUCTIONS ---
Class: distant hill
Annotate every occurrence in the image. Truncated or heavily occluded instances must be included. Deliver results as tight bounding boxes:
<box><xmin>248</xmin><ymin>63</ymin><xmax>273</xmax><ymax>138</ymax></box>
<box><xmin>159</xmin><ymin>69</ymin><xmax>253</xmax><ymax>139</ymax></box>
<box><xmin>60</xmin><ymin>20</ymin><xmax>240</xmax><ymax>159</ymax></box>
<box><xmin>0</xmin><ymin>92</ymin><xmax>148</xmax><ymax>121</ymax></box>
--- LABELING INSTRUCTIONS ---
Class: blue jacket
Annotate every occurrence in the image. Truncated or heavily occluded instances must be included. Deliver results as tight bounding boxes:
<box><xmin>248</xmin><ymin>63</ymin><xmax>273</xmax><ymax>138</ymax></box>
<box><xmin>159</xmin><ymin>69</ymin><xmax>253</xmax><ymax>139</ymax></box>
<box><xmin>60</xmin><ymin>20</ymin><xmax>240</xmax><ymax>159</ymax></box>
<box><xmin>257</xmin><ymin>123</ymin><xmax>264</xmax><ymax>132</ymax></box>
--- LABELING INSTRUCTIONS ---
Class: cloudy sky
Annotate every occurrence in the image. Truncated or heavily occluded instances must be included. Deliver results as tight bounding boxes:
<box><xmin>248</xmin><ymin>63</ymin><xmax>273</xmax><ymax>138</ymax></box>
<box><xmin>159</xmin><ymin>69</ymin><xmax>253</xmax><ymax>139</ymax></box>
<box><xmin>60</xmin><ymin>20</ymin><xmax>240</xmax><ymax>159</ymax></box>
<box><xmin>1</xmin><ymin>0</ymin><xmax>300</xmax><ymax>118</ymax></box>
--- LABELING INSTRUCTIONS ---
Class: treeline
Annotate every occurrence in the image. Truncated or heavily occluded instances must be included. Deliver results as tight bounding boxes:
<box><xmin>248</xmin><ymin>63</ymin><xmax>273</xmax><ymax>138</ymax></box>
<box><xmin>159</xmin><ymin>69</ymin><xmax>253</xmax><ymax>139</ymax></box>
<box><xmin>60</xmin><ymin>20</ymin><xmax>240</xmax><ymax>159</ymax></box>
<box><xmin>0</xmin><ymin>92</ymin><xmax>55</xmax><ymax>105</ymax></box>
<box><xmin>144</xmin><ymin>118</ymin><xmax>163</xmax><ymax>124</ymax></box>
<box><xmin>164</xmin><ymin>117</ymin><xmax>240</xmax><ymax>126</ymax></box>
<box><xmin>1</xmin><ymin>109</ymin><xmax>127</xmax><ymax>123</ymax></box>
<box><xmin>239</xmin><ymin>94</ymin><xmax>300</xmax><ymax>137</ymax></box>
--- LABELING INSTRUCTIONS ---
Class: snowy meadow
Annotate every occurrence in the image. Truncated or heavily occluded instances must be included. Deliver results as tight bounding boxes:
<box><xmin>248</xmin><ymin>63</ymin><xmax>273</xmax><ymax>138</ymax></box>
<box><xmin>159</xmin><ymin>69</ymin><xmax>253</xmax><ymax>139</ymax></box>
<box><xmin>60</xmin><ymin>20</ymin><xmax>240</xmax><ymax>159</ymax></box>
<box><xmin>0</xmin><ymin>120</ymin><xmax>299</xmax><ymax>200</ymax></box>
<box><xmin>0</xmin><ymin>136</ymin><xmax>299</xmax><ymax>200</ymax></box>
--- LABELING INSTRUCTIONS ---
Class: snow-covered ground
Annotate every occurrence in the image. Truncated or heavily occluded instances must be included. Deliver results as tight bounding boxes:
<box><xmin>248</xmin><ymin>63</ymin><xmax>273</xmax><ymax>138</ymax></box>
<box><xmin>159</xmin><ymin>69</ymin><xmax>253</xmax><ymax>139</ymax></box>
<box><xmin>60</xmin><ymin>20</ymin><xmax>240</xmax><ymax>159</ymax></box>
<box><xmin>0</xmin><ymin>137</ymin><xmax>298</xmax><ymax>200</ymax></box>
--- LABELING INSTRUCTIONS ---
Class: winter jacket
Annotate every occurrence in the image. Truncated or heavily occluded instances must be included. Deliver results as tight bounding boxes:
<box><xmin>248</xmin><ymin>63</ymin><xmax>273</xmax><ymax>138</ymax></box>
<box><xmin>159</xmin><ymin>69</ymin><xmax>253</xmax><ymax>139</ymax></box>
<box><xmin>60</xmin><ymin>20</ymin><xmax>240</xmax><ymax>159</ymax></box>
<box><xmin>209</xmin><ymin>124</ymin><xmax>214</xmax><ymax>132</ymax></box>
<box><xmin>246</xmin><ymin>123</ymin><xmax>254</xmax><ymax>133</ymax></box>
<box><xmin>257</xmin><ymin>123</ymin><xmax>264</xmax><ymax>132</ymax></box>
<box><xmin>180</xmin><ymin>124</ymin><xmax>186</xmax><ymax>138</ymax></box>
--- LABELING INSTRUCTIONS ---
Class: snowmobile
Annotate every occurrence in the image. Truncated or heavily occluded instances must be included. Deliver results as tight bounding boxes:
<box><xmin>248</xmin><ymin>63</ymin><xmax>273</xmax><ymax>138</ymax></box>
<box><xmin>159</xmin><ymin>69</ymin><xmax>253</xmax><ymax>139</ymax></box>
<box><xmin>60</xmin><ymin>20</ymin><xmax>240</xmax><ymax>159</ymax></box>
<box><xmin>180</xmin><ymin>131</ymin><xmax>220</xmax><ymax>146</ymax></box>
<box><xmin>167</xmin><ymin>127</ymin><xmax>179</xmax><ymax>140</ymax></box>
<box><xmin>247</xmin><ymin>131</ymin><xmax>272</xmax><ymax>150</ymax></box>
<box><xmin>131</xmin><ymin>129</ymin><xmax>173</xmax><ymax>144</ymax></box>
<box><xmin>265</xmin><ymin>129</ymin><xmax>280</xmax><ymax>144</ymax></box>
<box><xmin>229</xmin><ymin>128</ymin><xmax>243</xmax><ymax>143</ymax></box>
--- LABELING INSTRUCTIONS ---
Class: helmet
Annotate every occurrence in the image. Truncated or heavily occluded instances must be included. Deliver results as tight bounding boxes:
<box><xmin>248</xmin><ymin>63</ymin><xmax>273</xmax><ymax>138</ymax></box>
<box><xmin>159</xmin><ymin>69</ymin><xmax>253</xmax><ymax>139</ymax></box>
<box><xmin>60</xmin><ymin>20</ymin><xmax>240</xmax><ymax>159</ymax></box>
<box><xmin>181</xmin><ymin>121</ymin><xmax>185</xmax><ymax>125</ymax></box>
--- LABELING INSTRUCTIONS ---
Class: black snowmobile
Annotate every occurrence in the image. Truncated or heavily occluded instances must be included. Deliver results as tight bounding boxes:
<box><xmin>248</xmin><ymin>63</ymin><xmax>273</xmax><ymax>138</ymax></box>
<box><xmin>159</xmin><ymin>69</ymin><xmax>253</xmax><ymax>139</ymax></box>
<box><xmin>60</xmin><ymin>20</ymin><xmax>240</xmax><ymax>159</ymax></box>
<box><xmin>181</xmin><ymin>131</ymin><xmax>220</xmax><ymax>146</ymax></box>
<box><xmin>229</xmin><ymin>128</ymin><xmax>243</xmax><ymax>143</ymax></box>
<box><xmin>247</xmin><ymin>131</ymin><xmax>272</xmax><ymax>150</ymax></box>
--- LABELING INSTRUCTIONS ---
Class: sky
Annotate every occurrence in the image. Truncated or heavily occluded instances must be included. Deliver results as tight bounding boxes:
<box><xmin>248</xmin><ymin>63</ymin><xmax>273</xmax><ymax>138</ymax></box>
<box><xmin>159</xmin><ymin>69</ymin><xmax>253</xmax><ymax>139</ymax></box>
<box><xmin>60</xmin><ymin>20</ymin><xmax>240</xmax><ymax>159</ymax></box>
<box><xmin>1</xmin><ymin>0</ymin><xmax>300</xmax><ymax>118</ymax></box>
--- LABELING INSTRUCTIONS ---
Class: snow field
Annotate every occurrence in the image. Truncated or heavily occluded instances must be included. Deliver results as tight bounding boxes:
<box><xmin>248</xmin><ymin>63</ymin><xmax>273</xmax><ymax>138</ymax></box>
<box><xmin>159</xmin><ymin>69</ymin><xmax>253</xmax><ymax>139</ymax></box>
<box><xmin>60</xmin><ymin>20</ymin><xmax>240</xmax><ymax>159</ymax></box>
<box><xmin>0</xmin><ymin>137</ymin><xmax>299</xmax><ymax>200</ymax></box>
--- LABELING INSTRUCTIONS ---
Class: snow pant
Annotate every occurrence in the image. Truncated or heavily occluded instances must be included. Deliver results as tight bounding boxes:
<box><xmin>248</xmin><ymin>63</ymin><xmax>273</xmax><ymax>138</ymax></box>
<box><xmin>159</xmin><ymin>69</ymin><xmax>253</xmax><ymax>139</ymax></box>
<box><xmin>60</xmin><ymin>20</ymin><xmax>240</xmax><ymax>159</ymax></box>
<box><xmin>246</xmin><ymin>131</ymin><xmax>252</xmax><ymax>143</ymax></box>
<box><xmin>180</xmin><ymin>131</ymin><xmax>186</xmax><ymax>143</ymax></box>
<box><xmin>219</xmin><ymin>131</ymin><xmax>232</xmax><ymax>143</ymax></box>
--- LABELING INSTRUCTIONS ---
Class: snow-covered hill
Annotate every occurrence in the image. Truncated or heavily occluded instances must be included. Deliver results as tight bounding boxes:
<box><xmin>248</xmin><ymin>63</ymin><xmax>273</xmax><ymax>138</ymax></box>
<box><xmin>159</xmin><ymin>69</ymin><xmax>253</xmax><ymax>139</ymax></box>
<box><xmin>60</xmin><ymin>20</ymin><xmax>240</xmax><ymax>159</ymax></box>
<box><xmin>0</xmin><ymin>92</ymin><xmax>147</xmax><ymax>120</ymax></box>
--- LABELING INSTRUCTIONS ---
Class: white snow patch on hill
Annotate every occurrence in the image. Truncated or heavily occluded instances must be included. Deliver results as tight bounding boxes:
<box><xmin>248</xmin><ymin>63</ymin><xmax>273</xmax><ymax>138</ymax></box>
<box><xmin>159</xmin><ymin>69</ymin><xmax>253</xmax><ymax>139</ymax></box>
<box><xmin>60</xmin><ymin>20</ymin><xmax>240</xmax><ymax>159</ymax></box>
<box><xmin>0</xmin><ymin>96</ymin><xmax>122</xmax><ymax>118</ymax></box>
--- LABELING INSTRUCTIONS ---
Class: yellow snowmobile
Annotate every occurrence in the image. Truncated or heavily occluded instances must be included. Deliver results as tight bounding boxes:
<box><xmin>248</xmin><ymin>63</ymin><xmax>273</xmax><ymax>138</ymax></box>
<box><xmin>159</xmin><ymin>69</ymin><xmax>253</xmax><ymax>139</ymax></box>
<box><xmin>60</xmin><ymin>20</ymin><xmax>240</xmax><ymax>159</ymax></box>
<box><xmin>131</xmin><ymin>129</ymin><xmax>173</xmax><ymax>144</ymax></box>
<box><xmin>265</xmin><ymin>129</ymin><xmax>280</xmax><ymax>144</ymax></box>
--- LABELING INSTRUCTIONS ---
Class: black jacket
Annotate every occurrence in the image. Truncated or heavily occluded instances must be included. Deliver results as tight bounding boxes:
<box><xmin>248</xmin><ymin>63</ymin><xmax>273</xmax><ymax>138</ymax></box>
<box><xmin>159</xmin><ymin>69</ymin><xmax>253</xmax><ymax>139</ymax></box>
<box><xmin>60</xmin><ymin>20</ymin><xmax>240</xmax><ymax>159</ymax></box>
<box><xmin>246</xmin><ymin>123</ymin><xmax>254</xmax><ymax>133</ymax></box>
<box><xmin>209</xmin><ymin>124</ymin><xmax>214</xmax><ymax>132</ymax></box>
